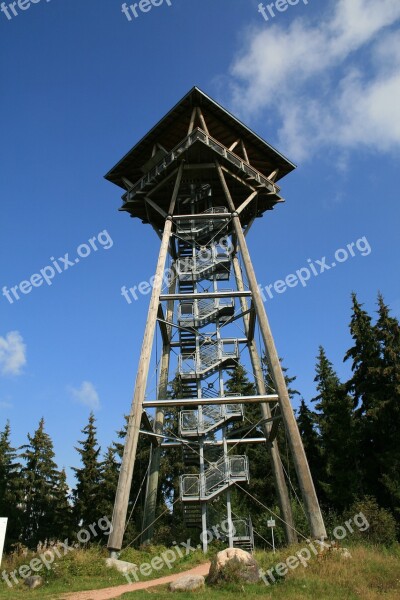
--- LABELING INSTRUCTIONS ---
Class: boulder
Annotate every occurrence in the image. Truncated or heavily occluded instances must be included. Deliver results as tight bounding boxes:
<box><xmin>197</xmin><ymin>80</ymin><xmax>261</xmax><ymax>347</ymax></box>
<box><xmin>169</xmin><ymin>574</ymin><xmax>205</xmax><ymax>591</ymax></box>
<box><xmin>207</xmin><ymin>548</ymin><xmax>260</xmax><ymax>584</ymax></box>
<box><xmin>105</xmin><ymin>557</ymin><xmax>137</xmax><ymax>574</ymax></box>
<box><xmin>24</xmin><ymin>576</ymin><xmax>43</xmax><ymax>589</ymax></box>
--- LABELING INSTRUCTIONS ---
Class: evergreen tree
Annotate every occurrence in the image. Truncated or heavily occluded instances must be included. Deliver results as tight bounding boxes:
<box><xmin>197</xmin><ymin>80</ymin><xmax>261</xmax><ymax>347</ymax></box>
<box><xmin>344</xmin><ymin>294</ymin><xmax>384</xmax><ymax>504</ymax></box>
<box><xmin>313</xmin><ymin>347</ymin><xmax>357</xmax><ymax>510</ymax></box>
<box><xmin>97</xmin><ymin>445</ymin><xmax>120</xmax><ymax>526</ymax></box>
<box><xmin>225</xmin><ymin>364</ymin><xmax>278</xmax><ymax>533</ymax></box>
<box><xmin>373</xmin><ymin>295</ymin><xmax>400</xmax><ymax>516</ymax></box>
<box><xmin>0</xmin><ymin>421</ymin><xmax>23</xmax><ymax>548</ymax></box>
<box><xmin>296</xmin><ymin>399</ymin><xmax>324</xmax><ymax>501</ymax></box>
<box><xmin>20</xmin><ymin>418</ymin><xmax>61</xmax><ymax>547</ymax></box>
<box><xmin>72</xmin><ymin>412</ymin><xmax>102</xmax><ymax>530</ymax></box>
<box><xmin>52</xmin><ymin>468</ymin><xmax>74</xmax><ymax>541</ymax></box>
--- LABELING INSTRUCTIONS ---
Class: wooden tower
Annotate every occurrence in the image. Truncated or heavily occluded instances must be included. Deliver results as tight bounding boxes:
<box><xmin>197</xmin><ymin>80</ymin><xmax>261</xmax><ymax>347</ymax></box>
<box><xmin>105</xmin><ymin>87</ymin><xmax>326</xmax><ymax>555</ymax></box>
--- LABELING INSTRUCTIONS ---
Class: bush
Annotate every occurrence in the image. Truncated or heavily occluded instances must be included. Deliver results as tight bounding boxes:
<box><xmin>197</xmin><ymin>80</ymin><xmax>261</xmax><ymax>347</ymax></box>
<box><xmin>345</xmin><ymin>497</ymin><xmax>398</xmax><ymax>545</ymax></box>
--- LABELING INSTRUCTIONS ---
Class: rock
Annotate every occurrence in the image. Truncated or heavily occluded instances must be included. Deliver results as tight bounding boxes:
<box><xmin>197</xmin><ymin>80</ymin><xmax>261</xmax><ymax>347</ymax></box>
<box><xmin>24</xmin><ymin>576</ymin><xmax>43</xmax><ymax>589</ymax></box>
<box><xmin>105</xmin><ymin>557</ymin><xmax>137</xmax><ymax>574</ymax></box>
<box><xmin>207</xmin><ymin>548</ymin><xmax>260</xmax><ymax>584</ymax></box>
<box><xmin>169</xmin><ymin>574</ymin><xmax>205</xmax><ymax>591</ymax></box>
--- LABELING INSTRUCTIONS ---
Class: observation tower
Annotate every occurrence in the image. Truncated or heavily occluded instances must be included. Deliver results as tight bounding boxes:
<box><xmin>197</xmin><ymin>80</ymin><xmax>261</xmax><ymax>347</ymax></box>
<box><xmin>105</xmin><ymin>87</ymin><xmax>326</xmax><ymax>554</ymax></box>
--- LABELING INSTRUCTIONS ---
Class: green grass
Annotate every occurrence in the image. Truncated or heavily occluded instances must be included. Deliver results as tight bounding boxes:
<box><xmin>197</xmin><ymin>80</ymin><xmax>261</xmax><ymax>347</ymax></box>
<box><xmin>0</xmin><ymin>543</ymin><xmax>399</xmax><ymax>600</ymax></box>
<box><xmin>0</xmin><ymin>544</ymin><xmax>206</xmax><ymax>599</ymax></box>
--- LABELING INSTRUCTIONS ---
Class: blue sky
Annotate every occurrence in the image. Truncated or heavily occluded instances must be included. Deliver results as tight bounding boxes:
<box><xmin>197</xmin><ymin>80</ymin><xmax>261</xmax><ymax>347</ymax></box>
<box><xmin>1</xmin><ymin>0</ymin><xmax>400</xmax><ymax>484</ymax></box>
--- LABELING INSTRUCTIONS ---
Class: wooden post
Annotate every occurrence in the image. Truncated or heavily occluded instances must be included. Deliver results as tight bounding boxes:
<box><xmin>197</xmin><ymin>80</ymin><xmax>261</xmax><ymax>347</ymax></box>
<box><xmin>108</xmin><ymin>164</ymin><xmax>184</xmax><ymax>554</ymax></box>
<box><xmin>141</xmin><ymin>271</ymin><xmax>176</xmax><ymax>545</ymax></box>
<box><xmin>232</xmin><ymin>256</ymin><xmax>297</xmax><ymax>544</ymax></box>
<box><xmin>217</xmin><ymin>163</ymin><xmax>326</xmax><ymax>540</ymax></box>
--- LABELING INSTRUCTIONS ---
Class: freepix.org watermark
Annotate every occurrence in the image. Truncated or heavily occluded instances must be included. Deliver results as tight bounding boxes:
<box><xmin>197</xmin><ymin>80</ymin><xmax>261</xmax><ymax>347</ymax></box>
<box><xmin>123</xmin><ymin>518</ymin><xmax>235</xmax><ymax>583</ymax></box>
<box><xmin>258</xmin><ymin>236</ymin><xmax>371</xmax><ymax>302</ymax></box>
<box><xmin>121</xmin><ymin>0</ymin><xmax>172</xmax><ymax>21</ymax></box>
<box><xmin>258</xmin><ymin>0</ymin><xmax>309</xmax><ymax>22</ymax></box>
<box><xmin>1</xmin><ymin>516</ymin><xmax>113</xmax><ymax>588</ymax></box>
<box><xmin>260</xmin><ymin>511</ymin><xmax>370</xmax><ymax>586</ymax></box>
<box><xmin>121</xmin><ymin>234</ymin><xmax>233</xmax><ymax>304</ymax></box>
<box><xmin>2</xmin><ymin>230</ymin><xmax>114</xmax><ymax>305</ymax></box>
<box><xmin>0</xmin><ymin>0</ymin><xmax>52</xmax><ymax>21</ymax></box>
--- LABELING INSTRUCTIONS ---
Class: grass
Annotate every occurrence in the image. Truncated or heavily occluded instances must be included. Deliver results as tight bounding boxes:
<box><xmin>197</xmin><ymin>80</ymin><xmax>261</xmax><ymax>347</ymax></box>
<box><xmin>0</xmin><ymin>543</ymin><xmax>399</xmax><ymax>600</ymax></box>
<box><xmin>0</xmin><ymin>543</ymin><xmax>206</xmax><ymax>599</ymax></box>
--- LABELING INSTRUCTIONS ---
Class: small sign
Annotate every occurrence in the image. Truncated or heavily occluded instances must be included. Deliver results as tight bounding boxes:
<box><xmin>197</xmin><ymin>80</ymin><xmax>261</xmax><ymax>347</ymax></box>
<box><xmin>0</xmin><ymin>518</ymin><xmax>8</xmax><ymax>567</ymax></box>
<box><xmin>267</xmin><ymin>519</ymin><xmax>276</xmax><ymax>528</ymax></box>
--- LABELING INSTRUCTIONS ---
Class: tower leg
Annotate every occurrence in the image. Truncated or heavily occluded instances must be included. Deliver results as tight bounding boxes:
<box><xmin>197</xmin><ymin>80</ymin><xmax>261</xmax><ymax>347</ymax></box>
<box><xmin>232</xmin><ymin>256</ymin><xmax>298</xmax><ymax>545</ymax></box>
<box><xmin>108</xmin><ymin>165</ymin><xmax>183</xmax><ymax>554</ymax></box>
<box><xmin>217</xmin><ymin>164</ymin><xmax>326</xmax><ymax>540</ymax></box>
<box><xmin>141</xmin><ymin>274</ymin><xmax>176</xmax><ymax>545</ymax></box>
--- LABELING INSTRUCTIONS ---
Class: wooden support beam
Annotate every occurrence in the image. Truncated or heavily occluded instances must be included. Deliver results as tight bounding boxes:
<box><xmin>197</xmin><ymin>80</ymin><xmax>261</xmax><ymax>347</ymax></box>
<box><xmin>188</xmin><ymin>107</ymin><xmax>197</xmax><ymax>134</ymax></box>
<box><xmin>232</xmin><ymin>255</ymin><xmax>297</xmax><ymax>544</ymax></box>
<box><xmin>141</xmin><ymin>267</ymin><xmax>177</xmax><ymax>545</ymax></box>
<box><xmin>236</xmin><ymin>191</ymin><xmax>258</xmax><ymax>216</ymax></box>
<box><xmin>108</xmin><ymin>163</ymin><xmax>184</xmax><ymax>554</ymax></box>
<box><xmin>145</xmin><ymin>196</ymin><xmax>167</xmax><ymax>219</ymax></box>
<box><xmin>229</xmin><ymin>139</ymin><xmax>240</xmax><ymax>151</ymax></box>
<box><xmin>157</xmin><ymin>305</ymin><xmax>169</xmax><ymax>347</ymax></box>
<box><xmin>267</xmin><ymin>409</ymin><xmax>282</xmax><ymax>444</ymax></box>
<box><xmin>240</xmin><ymin>140</ymin><xmax>250</xmax><ymax>164</ymax></box>
<box><xmin>121</xmin><ymin>176</ymin><xmax>135</xmax><ymax>190</ymax></box>
<box><xmin>196</xmin><ymin>107</ymin><xmax>209</xmax><ymax>135</ymax></box>
<box><xmin>218</xmin><ymin>162</ymin><xmax>326</xmax><ymax>541</ymax></box>
<box><xmin>248</xmin><ymin>302</ymin><xmax>256</xmax><ymax>341</ymax></box>
<box><xmin>268</xmin><ymin>168</ymin><xmax>279</xmax><ymax>182</ymax></box>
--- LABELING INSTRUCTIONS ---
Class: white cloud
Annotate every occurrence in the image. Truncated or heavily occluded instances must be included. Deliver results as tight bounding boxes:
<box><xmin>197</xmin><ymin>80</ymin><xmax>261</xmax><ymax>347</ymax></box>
<box><xmin>226</xmin><ymin>0</ymin><xmax>400</xmax><ymax>161</ymax></box>
<box><xmin>69</xmin><ymin>381</ymin><xmax>100</xmax><ymax>411</ymax></box>
<box><xmin>0</xmin><ymin>331</ymin><xmax>27</xmax><ymax>376</ymax></box>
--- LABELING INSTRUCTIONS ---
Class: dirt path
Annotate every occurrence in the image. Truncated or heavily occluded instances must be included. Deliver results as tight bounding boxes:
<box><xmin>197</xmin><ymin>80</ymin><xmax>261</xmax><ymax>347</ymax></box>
<box><xmin>60</xmin><ymin>562</ymin><xmax>211</xmax><ymax>600</ymax></box>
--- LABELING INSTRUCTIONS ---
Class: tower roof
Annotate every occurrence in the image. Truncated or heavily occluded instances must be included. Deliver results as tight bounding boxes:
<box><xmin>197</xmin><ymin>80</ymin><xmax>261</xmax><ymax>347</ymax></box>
<box><xmin>105</xmin><ymin>87</ymin><xmax>296</xmax><ymax>190</ymax></box>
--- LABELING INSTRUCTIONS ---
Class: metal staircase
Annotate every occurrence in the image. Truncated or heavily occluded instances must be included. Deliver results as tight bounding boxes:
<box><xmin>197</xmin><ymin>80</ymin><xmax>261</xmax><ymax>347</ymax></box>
<box><xmin>232</xmin><ymin>518</ymin><xmax>255</xmax><ymax>552</ymax></box>
<box><xmin>180</xmin><ymin>403</ymin><xmax>243</xmax><ymax>437</ymax></box>
<box><xmin>174</xmin><ymin>188</ymin><xmax>250</xmax><ymax>546</ymax></box>
<box><xmin>176</xmin><ymin>248</ymin><xmax>231</xmax><ymax>281</ymax></box>
<box><xmin>175</xmin><ymin>206</ymin><xmax>230</xmax><ymax>243</ymax></box>
<box><xmin>178</xmin><ymin>294</ymin><xmax>234</xmax><ymax>328</ymax></box>
<box><xmin>181</xmin><ymin>455</ymin><xmax>249</xmax><ymax>501</ymax></box>
<box><xmin>178</xmin><ymin>339</ymin><xmax>239</xmax><ymax>380</ymax></box>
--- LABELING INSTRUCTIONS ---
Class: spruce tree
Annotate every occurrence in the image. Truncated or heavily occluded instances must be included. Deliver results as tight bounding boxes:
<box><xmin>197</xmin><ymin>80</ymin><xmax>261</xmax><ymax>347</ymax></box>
<box><xmin>225</xmin><ymin>364</ymin><xmax>278</xmax><ymax>531</ymax></box>
<box><xmin>52</xmin><ymin>469</ymin><xmax>74</xmax><ymax>541</ymax></box>
<box><xmin>313</xmin><ymin>347</ymin><xmax>357</xmax><ymax>511</ymax></box>
<box><xmin>0</xmin><ymin>421</ymin><xmax>23</xmax><ymax>548</ymax></box>
<box><xmin>373</xmin><ymin>294</ymin><xmax>400</xmax><ymax>517</ymax></box>
<box><xmin>97</xmin><ymin>446</ymin><xmax>120</xmax><ymax>527</ymax></box>
<box><xmin>296</xmin><ymin>399</ymin><xmax>324</xmax><ymax>502</ymax></box>
<box><xmin>20</xmin><ymin>418</ymin><xmax>61</xmax><ymax>547</ymax></box>
<box><xmin>72</xmin><ymin>412</ymin><xmax>102</xmax><ymax>530</ymax></box>
<box><xmin>344</xmin><ymin>294</ymin><xmax>383</xmax><ymax>503</ymax></box>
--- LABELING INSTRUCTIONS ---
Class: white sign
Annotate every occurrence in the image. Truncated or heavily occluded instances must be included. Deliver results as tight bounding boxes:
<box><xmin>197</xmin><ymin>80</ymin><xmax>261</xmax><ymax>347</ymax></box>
<box><xmin>267</xmin><ymin>519</ymin><xmax>276</xmax><ymax>528</ymax></box>
<box><xmin>0</xmin><ymin>518</ymin><xmax>8</xmax><ymax>567</ymax></box>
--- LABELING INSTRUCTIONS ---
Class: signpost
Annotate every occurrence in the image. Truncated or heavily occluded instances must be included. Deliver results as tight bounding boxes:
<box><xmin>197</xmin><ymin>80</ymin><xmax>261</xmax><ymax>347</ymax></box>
<box><xmin>0</xmin><ymin>518</ymin><xmax>8</xmax><ymax>567</ymax></box>
<box><xmin>267</xmin><ymin>518</ymin><xmax>276</xmax><ymax>554</ymax></box>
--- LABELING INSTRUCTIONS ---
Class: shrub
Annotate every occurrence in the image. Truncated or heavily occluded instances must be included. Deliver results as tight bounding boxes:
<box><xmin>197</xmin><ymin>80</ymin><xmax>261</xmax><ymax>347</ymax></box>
<box><xmin>345</xmin><ymin>497</ymin><xmax>398</xmax><ymax>545</ymax></box>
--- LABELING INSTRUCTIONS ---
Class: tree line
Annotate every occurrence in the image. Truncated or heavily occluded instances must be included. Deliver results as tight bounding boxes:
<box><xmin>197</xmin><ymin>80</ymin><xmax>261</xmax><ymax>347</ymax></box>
<box><xmin>0</xmin><ymin>292</ymin><xmax>399</xmax><ymax>550</ymax></box>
